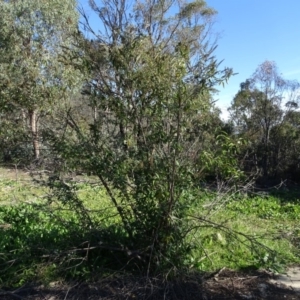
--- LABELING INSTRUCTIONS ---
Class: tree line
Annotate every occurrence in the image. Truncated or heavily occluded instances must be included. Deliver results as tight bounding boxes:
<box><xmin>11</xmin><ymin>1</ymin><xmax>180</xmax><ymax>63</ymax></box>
<box><xmin>228</xmin><ymin>61</ymin><xmax>300</xmax><ymax>184</ymax></box>
<box><xmin>0</xmin><ymin>0</ymin><xmax>299</xmax><ymax>187</ymax></box>
<box><xmin>1</xmin><ymin>0</ymin><xmax>300</xmax><ymax>272</ymax></box>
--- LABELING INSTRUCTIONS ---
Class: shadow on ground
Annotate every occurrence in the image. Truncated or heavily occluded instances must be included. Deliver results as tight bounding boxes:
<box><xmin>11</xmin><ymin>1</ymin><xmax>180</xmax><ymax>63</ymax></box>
<box><xmin>1</xmin><ymin>269</ymin><xmax>299</xmax><ymax>300</ymax></box>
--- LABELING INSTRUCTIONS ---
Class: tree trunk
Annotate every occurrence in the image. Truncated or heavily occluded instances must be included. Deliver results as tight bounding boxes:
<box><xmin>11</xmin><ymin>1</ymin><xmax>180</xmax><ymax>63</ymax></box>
<box><xmin>29</xmin><ymin>109</ymin><xmax>40</xmax><ymax>159</ymax></box>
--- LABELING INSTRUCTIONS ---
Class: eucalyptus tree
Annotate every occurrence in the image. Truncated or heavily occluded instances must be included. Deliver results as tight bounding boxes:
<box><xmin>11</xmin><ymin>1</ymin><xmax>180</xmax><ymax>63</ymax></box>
<box><xmin>56</xmin><ymin>0</ymin><xmax>233</xmax><ymax>271</ymax></box>
<box><xmin>0</xmin><ymin>0</ymin><xmax>82</xmax><ymax>160</ymax></box>
<box><xmin>229</xmin><ymin>61</ymin><xmax>300</xmax><ymax>180</ymax></box>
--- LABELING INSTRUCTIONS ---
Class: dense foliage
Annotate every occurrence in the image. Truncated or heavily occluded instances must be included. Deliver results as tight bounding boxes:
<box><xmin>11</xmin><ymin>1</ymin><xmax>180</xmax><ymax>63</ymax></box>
<box><xmin>0</xmin><ymin>0</ymin><xmax>299</xmax><ymax>287</ymax></box>
<box><xmin>228</xmin><ymin>61</ymin><xmax>300</xmax><ymax>184</ymax></box>
<box><xmin>0</xmin><ymin>0</ymin><xmax>83</xmax><ymax>162</ymax></box>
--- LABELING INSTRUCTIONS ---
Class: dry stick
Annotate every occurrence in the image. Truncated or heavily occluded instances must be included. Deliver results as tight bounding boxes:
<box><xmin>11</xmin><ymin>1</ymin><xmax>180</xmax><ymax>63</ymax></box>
<box><xmin>189</xmin><ymin>215</ymin><xmax>275</xmax><ymax>255</ymax></box>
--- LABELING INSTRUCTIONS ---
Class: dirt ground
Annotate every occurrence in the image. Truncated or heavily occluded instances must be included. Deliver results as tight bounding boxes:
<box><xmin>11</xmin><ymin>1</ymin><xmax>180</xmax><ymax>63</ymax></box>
<box><xmin>1</xmin><ymin>269</ymin><xmax>299</xmax><ymax>300</ymax></box>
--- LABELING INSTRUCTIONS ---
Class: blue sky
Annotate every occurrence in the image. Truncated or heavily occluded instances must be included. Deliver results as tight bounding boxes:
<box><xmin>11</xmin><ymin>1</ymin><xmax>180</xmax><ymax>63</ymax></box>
<box><xmin>207</xmin><ymin>0</ymin><xmax>300</xmax><ymax>118</ymax></box>
<box><xmin>78</xmin><ymin>0</ymin><xmax>300</xmax><ymax>118</ymax></box>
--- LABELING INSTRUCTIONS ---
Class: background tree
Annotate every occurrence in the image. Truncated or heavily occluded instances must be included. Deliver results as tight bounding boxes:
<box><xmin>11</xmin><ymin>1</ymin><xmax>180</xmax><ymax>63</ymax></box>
<box><xmin>0</xmin><ymin>0</ymin><xmax>83</xmax><ymax>161</ymax></box>
<box><xmin>228</xmin><ymin>61</ymin><xmax>300</xmax><ymax>182</ymax></box>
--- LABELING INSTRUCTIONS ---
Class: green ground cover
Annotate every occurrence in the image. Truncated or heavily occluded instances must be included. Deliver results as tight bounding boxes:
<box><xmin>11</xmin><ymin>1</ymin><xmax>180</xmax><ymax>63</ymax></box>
<box><xmin>0</xmin><ymin>168</ymin><xmax>299</xmax><ymax>287</ymax></box>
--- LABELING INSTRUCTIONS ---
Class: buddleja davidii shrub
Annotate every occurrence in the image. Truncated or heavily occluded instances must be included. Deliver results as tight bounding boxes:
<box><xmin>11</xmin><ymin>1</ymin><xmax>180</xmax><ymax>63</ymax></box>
<box><xmin>50</xmin><ymin>0</ymin><xmax>233</xmax><ymax>273</ymax></box>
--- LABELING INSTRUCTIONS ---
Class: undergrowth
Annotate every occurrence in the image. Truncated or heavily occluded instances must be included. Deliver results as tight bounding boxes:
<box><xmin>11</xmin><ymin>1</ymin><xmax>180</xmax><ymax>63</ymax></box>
<box><xmin>0</xmin><ymin>175</ymin><xmax>299</xmax><ymax>288</ymax></box>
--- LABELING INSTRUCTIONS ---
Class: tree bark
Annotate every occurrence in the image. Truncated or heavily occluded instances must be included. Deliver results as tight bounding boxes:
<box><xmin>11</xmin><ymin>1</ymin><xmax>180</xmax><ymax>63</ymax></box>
<box><xmin>29</xmin><ymin>109</ymin><xmax>40</xmax><ymax>159</ymax></box>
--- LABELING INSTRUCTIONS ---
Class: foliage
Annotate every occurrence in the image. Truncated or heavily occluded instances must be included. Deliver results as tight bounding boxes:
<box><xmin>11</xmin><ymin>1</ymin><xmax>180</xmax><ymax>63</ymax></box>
<box><xmin>0</xmin><ymin>0</ymin><xmax>83</xmax><ymax>160</ymax></box>
<box><xmin>198</xmin><ymin>132</ymin><xmax>245</xmax><ymax>181</ymax></box>
<box><xmin>228</xmin><ymin>61</ymin><xmax>300</xmax><ymax>182</ymax></box>
<box><xmin>0</xmin><ymin>119</ymin><xmax>31</xmax><ymax>163</ymax></box>
<box><xmin>1</xmin><ymin>0</ymin><xmax>300</xmax><ymax>289</ymax></box>
<box><xmin>45</xmin><ymin>0</ymin><xmax>237</xmax><ymax>274</ymax></box>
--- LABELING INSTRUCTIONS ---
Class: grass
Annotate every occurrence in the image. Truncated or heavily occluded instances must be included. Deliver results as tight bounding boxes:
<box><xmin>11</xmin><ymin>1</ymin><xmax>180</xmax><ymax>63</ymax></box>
<box><xmin>192</xmin><ymin>197</ymin><xmax>300</xmax><ymax>271</ymax></box>
<box><xmin>0</xmin><ymin>167</ymin><xmax>299</xmax><ymax>287</ymax></box>
<box><xmin>0</xmin><ymin>168</ymin><xmax>49</xmax><ymax>205</ymax></box>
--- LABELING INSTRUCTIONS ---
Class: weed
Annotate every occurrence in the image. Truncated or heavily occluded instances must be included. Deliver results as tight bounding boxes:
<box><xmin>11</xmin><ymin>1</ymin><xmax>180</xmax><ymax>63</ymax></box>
<box><xmin>0</xmin><ymin>171</ymin><xmax>299</xmax><ymax>287</ymax></box>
